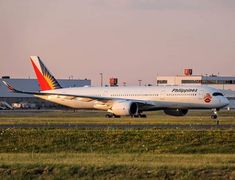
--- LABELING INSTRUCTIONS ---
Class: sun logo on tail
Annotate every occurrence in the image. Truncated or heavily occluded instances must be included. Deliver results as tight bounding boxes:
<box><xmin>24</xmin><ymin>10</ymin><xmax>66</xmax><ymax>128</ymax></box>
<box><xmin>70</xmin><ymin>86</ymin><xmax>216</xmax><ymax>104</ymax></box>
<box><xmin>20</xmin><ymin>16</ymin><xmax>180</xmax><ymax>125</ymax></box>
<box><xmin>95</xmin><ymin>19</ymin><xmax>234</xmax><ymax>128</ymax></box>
<box><xmin>38</xmin><ymin>59</ymin><xmax>61</xmax><ymax>90</ymax></box>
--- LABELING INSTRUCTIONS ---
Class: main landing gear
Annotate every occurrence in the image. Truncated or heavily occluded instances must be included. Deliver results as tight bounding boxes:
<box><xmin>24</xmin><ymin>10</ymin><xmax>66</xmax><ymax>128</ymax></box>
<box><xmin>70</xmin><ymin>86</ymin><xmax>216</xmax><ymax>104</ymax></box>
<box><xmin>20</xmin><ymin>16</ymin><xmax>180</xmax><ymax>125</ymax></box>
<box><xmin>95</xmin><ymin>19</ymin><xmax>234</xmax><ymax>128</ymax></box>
<box><xmin>105</xmin><ymin>113</ymin><xmax>147</xmax><ymax>118</ymax></box>
<box><xmin>131</xmin><ymin>111</ymin><xmax>147</xmax><ymax>118</ymax></box>
<box><xmin>105</xmin><ymin>114</ymin><xmax>120</xmax><ymax>118</ymax></box>
<box><xmin>131</xmin><ymin>113</ymin><xmax>147</xmax><ymax>118</ymax></box>
<box><xmin>211</xmin><ymin>109</ymin><xmax>219</xmax><ymax>125</ymax></box>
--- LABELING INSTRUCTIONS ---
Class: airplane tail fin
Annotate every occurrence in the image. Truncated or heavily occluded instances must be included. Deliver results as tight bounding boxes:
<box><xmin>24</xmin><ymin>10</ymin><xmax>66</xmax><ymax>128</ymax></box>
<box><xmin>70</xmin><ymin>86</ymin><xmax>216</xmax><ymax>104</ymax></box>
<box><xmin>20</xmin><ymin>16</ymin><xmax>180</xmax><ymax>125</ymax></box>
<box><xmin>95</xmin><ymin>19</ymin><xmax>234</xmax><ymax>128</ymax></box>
<box><xmin>30</xmin><ymin>56</ymin><xmax>62</xmax><ymax>91</ymax></box>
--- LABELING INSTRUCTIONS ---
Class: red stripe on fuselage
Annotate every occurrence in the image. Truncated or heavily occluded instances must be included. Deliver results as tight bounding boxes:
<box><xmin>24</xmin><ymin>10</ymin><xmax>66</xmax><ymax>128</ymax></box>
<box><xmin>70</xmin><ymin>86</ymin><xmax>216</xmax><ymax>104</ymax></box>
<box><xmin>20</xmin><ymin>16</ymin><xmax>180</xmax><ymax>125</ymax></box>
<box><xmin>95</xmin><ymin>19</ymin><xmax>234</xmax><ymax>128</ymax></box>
<box><xmin>31</xmin><ymin>59</ymin><xmax>52</xmax><ymax>91</ymax></box>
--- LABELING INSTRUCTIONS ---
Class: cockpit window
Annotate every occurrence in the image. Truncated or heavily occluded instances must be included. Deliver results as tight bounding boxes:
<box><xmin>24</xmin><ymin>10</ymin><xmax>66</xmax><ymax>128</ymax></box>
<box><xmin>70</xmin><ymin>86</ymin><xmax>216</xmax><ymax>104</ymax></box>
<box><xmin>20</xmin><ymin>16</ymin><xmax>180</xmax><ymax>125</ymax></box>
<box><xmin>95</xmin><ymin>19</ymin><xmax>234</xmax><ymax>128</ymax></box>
<box><xmin>212</xmin><ymin>92</ymin><xmax>224</xmax><ymax>96</ymax></box>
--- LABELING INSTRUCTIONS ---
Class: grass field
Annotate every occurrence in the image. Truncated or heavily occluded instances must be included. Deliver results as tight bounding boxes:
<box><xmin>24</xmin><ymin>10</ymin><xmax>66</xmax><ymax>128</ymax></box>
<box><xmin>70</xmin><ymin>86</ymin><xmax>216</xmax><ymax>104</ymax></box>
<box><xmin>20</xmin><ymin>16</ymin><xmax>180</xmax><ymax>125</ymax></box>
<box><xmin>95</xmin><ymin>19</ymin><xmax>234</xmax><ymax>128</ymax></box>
<box><xmin>0</xmin><ymin>128</ymin><xmax>234</xmax><ymax>178</ymax></box>
<box><xmin>0</xmin><ymin>129</ymin><xmax>234</xmax><ymax>154</ymax></box>
<box><xmin>0</xmin><ymin>110</ymin><xmax>234</xmax><ymax>178</ymax></box>
<box><xmin>0</xmin><ymin>153</ymin><xmax>234</xmax><ymax>179</ymax></box>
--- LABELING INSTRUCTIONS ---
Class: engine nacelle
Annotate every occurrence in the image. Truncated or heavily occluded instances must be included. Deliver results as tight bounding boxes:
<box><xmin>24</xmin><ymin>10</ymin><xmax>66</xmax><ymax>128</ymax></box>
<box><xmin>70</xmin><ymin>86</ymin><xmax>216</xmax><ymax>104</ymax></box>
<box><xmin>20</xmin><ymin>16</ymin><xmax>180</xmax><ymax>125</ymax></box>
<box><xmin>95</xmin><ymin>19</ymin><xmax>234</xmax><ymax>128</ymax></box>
<box><xmin>111</xmin><ymin>101</ymin><xmax>138</xmax><ymax>116</ymax></box>
<box><xmin>164</xmin><ymin>109</ymin><xmax>188</xmax><ymax>116</ymax></box>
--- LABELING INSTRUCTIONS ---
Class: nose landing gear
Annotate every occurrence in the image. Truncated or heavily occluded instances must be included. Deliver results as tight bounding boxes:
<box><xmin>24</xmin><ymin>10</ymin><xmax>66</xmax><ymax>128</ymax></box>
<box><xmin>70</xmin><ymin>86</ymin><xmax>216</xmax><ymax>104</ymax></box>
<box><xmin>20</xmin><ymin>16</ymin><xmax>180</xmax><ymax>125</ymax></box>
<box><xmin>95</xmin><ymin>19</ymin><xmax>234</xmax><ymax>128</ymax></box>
<box><xmin>211</xmin><ymin>109</ymin><xmax>219</xmax><ymax>125</ymax></box>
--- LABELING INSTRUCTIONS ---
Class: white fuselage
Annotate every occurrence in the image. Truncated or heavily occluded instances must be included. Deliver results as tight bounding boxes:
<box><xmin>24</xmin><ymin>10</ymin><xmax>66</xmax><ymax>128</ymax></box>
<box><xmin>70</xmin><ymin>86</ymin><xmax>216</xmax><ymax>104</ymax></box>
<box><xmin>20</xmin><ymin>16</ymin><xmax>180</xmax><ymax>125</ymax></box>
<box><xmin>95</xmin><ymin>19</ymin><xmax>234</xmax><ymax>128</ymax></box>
<box><xmin>35</xmin><ymin>85</ymin><xmax>229</xmax><ymax>111</ymax></box>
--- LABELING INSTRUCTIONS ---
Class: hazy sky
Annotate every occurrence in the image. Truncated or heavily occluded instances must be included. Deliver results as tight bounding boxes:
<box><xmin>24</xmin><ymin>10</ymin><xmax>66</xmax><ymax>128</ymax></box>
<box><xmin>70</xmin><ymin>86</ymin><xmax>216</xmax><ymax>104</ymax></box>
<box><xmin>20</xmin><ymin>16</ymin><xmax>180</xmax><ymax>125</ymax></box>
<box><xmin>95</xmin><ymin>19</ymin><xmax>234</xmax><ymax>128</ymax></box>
<box><xmin>1</xmin><ymin>0</ymin><xmax>235</xmax><ymax>86</ymax></box>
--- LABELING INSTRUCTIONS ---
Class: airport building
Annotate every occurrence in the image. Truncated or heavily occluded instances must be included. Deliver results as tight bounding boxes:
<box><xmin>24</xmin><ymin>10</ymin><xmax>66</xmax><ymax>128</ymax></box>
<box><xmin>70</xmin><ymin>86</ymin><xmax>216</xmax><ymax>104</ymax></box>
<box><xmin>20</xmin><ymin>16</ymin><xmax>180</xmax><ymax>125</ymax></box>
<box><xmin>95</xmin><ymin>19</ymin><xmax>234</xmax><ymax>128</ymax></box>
<box><xmin>0</xmin><ymin>77</ymin><xmax>91</xmax><ymax>109</ymax></box>
<box><xmin>156</xmin><ymin>69</ymin><xmax>235</xmax><ymax>108</ymax></box>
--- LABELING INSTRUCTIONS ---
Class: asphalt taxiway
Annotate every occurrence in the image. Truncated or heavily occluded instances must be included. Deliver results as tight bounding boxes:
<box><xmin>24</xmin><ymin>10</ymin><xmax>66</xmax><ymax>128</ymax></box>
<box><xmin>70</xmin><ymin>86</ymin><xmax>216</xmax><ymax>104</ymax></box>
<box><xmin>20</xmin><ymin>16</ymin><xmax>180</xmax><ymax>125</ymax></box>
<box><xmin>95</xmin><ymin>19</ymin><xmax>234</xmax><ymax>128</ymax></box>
<box><xmin>0</xmin><ymin>124</ymin><xmax>234</xmax><ymax>129</ymax></box>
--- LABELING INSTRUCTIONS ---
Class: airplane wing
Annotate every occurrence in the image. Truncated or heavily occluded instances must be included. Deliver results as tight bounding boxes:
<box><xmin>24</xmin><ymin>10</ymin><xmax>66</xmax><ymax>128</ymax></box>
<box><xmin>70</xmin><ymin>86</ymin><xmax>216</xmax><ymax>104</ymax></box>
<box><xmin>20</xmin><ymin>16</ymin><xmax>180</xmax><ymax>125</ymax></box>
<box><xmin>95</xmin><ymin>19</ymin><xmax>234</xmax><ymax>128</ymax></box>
<box><xmin>3</xmin><ymin>80</ymin><xmax>110</xmax><ymax>101</ymax></box>
<box><xmin>2</xmin><ymin>81</ymin><xmax>155</xmax><ymax>109</ymax></box>
<box><xmin>3</xmin><ymin>81</ymin><xmax>41</xmax><ymax>95</ymax></box>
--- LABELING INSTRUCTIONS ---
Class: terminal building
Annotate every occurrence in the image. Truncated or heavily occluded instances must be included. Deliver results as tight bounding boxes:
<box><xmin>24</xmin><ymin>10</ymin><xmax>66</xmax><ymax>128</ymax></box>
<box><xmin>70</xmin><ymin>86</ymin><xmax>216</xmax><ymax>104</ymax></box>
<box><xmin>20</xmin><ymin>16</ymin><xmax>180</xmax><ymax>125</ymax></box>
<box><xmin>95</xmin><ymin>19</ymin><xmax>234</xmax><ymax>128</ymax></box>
<box><xmin>156</xmin><ymin>69</ymin><xmax>235</xmax><ymax>108</ymax></box>
<box><xmin>0</xmin><ymin>77</ymin><xmax>91</xmax><ymax>109</ymax></box>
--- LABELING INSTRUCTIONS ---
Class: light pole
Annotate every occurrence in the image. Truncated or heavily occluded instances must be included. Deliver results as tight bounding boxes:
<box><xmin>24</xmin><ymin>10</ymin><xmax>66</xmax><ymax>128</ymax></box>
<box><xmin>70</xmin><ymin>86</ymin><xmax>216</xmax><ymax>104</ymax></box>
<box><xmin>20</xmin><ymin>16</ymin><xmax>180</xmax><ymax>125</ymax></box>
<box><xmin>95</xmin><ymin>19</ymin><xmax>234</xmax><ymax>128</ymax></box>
<box><xmin>100</xmin><ymin>73</ymin><xmax>103</xmax><ymax>87</ymax></box>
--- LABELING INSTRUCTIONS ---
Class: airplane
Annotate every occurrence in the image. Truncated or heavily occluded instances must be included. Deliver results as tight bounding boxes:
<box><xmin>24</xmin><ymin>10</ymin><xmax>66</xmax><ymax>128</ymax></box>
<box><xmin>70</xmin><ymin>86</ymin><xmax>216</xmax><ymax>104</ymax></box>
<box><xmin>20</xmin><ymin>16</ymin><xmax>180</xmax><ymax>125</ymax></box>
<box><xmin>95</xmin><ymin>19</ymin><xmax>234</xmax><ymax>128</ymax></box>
<box><xmin>3</xmin><ymin>56</ymin><xmax>229</xmax><ymax>120</ymax></box>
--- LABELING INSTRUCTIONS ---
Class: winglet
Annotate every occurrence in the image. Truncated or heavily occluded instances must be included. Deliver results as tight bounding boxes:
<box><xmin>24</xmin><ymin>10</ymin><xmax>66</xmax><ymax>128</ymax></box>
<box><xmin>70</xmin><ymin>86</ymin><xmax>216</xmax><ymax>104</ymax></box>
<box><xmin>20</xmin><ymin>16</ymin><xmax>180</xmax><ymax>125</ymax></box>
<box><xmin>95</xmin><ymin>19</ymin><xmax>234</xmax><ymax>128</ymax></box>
<box><xmin>2</xmin><ymin>81</ymin><xmax>17</xmax><ymax>93</ymax></box>
<box><xmin>2</xmin><ymin>80</ymin><xmax>38</xmax><ymax>95</ymax></box>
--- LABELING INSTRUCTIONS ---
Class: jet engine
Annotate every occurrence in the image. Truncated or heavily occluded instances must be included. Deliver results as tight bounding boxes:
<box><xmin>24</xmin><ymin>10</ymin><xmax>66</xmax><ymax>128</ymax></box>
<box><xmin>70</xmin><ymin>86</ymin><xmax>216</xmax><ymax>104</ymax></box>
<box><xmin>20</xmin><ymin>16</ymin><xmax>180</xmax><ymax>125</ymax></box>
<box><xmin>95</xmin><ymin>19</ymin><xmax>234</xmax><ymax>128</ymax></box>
<box><xmin>111</xmin><ymin>101</ymin><xmax>138</xmax><ymax>116</ymax></box>
<box><xmin>164</xmin><ymin>109</ymin><xmax>188</xmax><ymax>116</ymax></box>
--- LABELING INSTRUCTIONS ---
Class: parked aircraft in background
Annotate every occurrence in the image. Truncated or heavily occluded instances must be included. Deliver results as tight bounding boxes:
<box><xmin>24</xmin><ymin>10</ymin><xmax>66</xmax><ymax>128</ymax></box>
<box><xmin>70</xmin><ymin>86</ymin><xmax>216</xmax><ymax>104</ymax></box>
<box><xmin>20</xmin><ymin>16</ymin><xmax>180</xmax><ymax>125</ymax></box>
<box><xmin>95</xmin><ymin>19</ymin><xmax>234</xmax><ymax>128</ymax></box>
<box><xmin>3</xmin><ymin>56</ymin><xmax>229</xmax><ymax>120</ymax></box>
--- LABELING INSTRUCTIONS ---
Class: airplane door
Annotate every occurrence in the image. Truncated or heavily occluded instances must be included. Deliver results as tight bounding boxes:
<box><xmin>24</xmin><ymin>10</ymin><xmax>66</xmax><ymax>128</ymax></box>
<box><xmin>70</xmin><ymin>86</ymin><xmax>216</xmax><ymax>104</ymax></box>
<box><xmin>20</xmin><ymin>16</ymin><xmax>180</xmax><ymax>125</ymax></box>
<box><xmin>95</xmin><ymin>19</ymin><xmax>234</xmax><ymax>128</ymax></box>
<box><xmin>198</xmin><ymin>90</ymin><xmax>204</xmax><ymax>100</ymax></box>
<box><xmin>160</xmin><ymin>89</ymin><xmax>166</xmax><ymax>100</ymax></box>
<box><xmin>103</xmin><ymin>90</ymin><xmax>109</xmax><ymax>97</ymax></box>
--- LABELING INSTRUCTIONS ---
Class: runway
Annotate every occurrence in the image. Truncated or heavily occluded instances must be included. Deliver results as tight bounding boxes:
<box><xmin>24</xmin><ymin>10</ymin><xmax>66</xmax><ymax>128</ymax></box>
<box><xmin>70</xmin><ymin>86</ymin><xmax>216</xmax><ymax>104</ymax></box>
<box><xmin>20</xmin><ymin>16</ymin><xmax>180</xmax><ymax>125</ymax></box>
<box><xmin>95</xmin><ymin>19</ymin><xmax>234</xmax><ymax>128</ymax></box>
<box><xmin>0</xmin><ymin>124</ymin><xmax>234</xmax><ymax>129</ymax></box>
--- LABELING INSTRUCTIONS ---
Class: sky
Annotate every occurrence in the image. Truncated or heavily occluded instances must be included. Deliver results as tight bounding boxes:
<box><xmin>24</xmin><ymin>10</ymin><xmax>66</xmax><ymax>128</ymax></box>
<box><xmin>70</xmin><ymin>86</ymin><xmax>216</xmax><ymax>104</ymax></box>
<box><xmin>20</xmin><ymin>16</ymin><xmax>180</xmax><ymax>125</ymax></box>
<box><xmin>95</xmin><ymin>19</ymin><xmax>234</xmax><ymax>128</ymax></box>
<box><xmin>0</xmin><ymin>0</ymin><xmax>235</xmax><ymax>86</ymax></box>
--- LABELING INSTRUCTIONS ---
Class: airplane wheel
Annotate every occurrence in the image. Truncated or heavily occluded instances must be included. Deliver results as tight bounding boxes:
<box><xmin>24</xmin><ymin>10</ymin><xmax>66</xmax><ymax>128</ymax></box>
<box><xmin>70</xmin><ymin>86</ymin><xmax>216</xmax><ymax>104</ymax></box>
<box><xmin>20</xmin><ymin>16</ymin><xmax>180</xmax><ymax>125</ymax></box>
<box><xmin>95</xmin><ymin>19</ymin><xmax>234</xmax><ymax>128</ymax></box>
<box><xmin>211</xmin><ymin>114</ymin><xmax>218</xmax><ymax>119</ymax></box>
<box><xmin>140</xmin><ymin>114</ymin><xmax>147</xmax><ymax>118</ymax></box>
<box><xmin>105</xmin><ymin>114</ymin><xmax>112</xmax><ymax>118</ymax></box>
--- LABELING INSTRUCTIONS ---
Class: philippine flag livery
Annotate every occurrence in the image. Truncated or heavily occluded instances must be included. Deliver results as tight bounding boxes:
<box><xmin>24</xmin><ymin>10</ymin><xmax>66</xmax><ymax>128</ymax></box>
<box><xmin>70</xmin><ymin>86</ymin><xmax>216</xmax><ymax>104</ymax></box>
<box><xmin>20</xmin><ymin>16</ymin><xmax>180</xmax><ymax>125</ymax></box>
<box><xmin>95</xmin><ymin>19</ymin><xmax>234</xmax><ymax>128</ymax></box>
<box><xmin>30</xmin><ymin>56</ymin><xmax>61</xmax><ymax>91</ymax></box>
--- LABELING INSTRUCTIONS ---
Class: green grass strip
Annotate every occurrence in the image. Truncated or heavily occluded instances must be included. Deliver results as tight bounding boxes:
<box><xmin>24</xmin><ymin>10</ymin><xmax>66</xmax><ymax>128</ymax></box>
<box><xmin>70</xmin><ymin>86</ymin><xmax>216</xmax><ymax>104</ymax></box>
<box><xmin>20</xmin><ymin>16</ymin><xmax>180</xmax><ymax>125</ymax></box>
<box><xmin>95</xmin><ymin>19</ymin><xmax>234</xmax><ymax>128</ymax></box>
<box><xmin>0</xmin><ymin>129</ymin><xmax>234</xmax><ymax>154</ymax></box>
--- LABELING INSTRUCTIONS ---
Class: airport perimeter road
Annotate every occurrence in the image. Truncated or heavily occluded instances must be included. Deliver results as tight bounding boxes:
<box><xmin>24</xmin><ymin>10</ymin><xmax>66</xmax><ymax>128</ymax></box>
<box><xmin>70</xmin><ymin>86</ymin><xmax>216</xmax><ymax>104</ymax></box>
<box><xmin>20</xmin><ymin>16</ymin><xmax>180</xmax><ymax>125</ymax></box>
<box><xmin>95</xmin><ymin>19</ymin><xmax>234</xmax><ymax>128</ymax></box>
<box><xmin>0</xmin><ymin>124</ymin><xmax>234</xmax><ymax>129</ymax></box>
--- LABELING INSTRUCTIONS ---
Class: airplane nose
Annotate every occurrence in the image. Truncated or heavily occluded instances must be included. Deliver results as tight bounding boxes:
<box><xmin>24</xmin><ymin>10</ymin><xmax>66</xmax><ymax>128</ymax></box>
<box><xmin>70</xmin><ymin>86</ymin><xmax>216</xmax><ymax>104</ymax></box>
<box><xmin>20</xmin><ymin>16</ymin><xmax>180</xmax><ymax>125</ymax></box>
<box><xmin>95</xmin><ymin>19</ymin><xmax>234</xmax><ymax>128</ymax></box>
<box><xmin>223</xmin><ymin>97</ymin><xmax>230</xmax><ymax>107</ymax></box>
